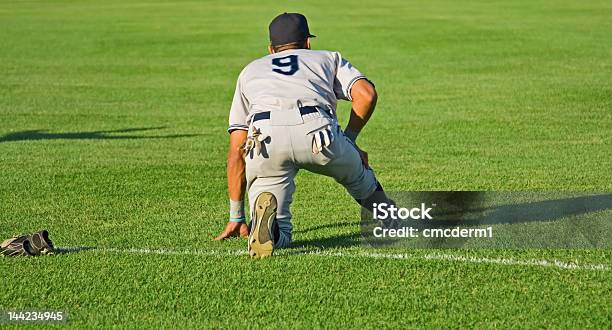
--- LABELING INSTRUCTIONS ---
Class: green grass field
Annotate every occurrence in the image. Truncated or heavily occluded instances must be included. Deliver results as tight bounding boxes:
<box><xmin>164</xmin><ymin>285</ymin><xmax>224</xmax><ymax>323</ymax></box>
<box><xmin>1</xmin><ymin>0</ymin><xmax>611</xmax><ymax>328</ymax></box>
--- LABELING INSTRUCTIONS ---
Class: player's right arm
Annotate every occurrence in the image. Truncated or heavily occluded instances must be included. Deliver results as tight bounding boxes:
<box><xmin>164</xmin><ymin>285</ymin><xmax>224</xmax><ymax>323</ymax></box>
<box><xmin>346</xmin><ymin>79</ymin><xmax>378</xmax><ymax>141</ymax></box>
<box><xmin>332</xmin><ymin>52</ymin><xmax>378</xmax><ymax>167</ymax></box>
<box><xmin>345</xmin><ymin>79</ymin><xmax>377</xmax><ymax>167</ymax></box>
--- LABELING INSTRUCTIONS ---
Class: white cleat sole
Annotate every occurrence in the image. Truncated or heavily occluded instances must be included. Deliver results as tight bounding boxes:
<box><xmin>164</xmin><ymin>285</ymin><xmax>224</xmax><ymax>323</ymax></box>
<box><xmin>248</xmin><ymin>192</ymin><xmax>277</xmax><ymax>259</ymax></box>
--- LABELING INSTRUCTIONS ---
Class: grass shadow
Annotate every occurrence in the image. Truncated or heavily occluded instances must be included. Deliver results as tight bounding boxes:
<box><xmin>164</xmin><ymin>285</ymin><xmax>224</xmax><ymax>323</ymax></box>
<box><xmin>291</xmin><ymin>232</ymin><xmax>361</xmax><ymax>250</ymax></box>
<box><xmin>0</xmin><ymin>127</ymin><xmax>201</xmax><ymax>142</ymax></box>
<box><xmin>363</xmin><ymin>192</ymin><xmax>612</xmax><ymax>249</ymax></box>
<box><xmin>55</xmin><ymin>246</ymin><xmax>97</xmax><ymax>254</ymax></box>
<box><xmin>427</xmin><ymin>193</ymin><xmax>612</xmax><ymax>226</ymax></box>
<box><xmin>292</xmin><ymin>221</ymin><xmax>356</xmax><ymax>234</ymax></box>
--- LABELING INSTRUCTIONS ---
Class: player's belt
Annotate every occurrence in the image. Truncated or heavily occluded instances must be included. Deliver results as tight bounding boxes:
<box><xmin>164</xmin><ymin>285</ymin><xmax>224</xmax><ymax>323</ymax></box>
<box><xmin>252</xmin><ymin>106</ymin><xmax>331</xmax><ymax>123</ymax></box>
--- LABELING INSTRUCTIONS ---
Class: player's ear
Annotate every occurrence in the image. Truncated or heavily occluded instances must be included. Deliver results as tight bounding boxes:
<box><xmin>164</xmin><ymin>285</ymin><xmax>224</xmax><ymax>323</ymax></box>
<box><xmin>268</xmin><ymin>44</ymin><xmax>274</xmax><ymax>54</ymax></box>
<box><xmin>305</xmin><ymin>38</ymin><xmax>311</xmax><ymax>49</ymax></box>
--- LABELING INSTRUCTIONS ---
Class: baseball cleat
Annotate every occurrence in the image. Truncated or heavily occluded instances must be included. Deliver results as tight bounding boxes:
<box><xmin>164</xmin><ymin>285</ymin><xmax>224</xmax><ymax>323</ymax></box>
<box><xmin>248</xmin><ymin>192</ymin><xmax>277</xmax><ymax>259</ymax></box>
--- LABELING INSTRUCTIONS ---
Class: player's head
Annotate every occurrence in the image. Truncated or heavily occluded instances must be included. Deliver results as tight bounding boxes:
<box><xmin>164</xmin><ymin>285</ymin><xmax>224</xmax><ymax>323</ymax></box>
<box><xmin>268</xmin><ymin>12</ymin><xmax>315</xmax><ymax>54</ymax></box>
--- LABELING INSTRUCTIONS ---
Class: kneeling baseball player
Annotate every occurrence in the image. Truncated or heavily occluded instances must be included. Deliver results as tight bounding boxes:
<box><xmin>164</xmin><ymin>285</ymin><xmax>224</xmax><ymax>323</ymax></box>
<box><xmin>215</xmin><ymin>13</ymin><xmax>389</xmax><ymax>258</ymax></box>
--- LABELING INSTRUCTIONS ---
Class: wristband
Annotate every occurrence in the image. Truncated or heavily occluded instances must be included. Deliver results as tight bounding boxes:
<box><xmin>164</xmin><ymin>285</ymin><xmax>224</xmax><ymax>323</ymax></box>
<box><xmin>229</xmin><ymin>199</ymin><xmax>245</xmax><ymax>223</ymax></box>
<box><xmin>344</xmin><ymin>128</ymin><xmax>359</xmax><ymax>143</ymax></box>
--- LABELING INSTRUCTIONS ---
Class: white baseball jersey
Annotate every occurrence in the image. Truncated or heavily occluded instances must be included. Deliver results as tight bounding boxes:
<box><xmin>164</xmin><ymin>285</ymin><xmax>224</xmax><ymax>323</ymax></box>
<box><xmin>228</xmin><ymin>49</ymin><xmax>368</xmax><ymax>133</ymax></box>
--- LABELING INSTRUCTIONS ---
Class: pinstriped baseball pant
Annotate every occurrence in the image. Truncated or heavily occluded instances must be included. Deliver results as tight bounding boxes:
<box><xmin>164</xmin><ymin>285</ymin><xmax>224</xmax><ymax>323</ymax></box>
<box><xmin>244</xmin><ymin>109</ymin><xmax>378</xmax><ymax>248</ymax></box>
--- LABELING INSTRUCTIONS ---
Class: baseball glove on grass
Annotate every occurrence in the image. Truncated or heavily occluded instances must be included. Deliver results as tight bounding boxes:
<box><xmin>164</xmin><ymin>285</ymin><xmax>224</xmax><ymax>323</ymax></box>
<box><xmin>0</xmin><ymin>230</ymin><xmax>55</xmax><ymax>257</ymax></box>
<box><xmin>0</xmin><ymin>235</ymin><xmax>36</xmax><ymax>257</ymax></box>
<box><xmin>29</xmin><ymin>230</ymin><xmax>55</xmax><ymax>255</ymax></box>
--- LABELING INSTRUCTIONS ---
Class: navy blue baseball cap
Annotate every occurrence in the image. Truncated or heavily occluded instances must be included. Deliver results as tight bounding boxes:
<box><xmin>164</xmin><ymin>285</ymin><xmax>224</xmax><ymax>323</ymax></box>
<box><xmin>269</xmin><ymin>13</ymin><xmax>316</xmax><ymax>46</ymax></box>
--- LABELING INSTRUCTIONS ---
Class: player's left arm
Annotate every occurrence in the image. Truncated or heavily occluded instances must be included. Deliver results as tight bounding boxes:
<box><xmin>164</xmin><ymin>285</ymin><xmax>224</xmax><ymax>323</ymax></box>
<box><xmin>215</xmin><ymin>130</ymin><xmax>249</xmax><ymax>240</ymax></box>
<box><xmin>216</xmin><ymin>71</ymin><xmax>250</xmax><ymax>241</ymax></box>
<box><xmin>227</xmin><ymin>130</ymin><xmax>247</xmax><ymax>202</ymax></box>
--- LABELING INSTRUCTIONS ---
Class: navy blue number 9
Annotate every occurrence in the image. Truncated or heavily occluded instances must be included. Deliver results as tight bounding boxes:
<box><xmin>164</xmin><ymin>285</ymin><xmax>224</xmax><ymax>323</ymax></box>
<box><xmin>272</xmin><ymin>55</ymin><xmax>299</xmax><ymax>76</ymax></box>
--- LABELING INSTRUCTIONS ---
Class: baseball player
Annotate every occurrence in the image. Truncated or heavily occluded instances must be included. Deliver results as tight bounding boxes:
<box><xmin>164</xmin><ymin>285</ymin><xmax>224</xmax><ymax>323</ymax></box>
<box><xmin>215</xmin><ymin>13</ymin><xmax>388</xmax><ymax>258</ymax></box>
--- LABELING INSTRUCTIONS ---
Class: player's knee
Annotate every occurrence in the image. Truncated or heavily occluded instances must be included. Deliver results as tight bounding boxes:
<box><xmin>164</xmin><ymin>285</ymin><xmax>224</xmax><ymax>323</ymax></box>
<box><xmin>273</xmin><ymin>215</ymin><xmax>293</xmax><ymax>249</ymax></box>
<box><xmin>274</xmin><ymin>229</ymin><xmax>292</xmax><ymax>248</ymax></box>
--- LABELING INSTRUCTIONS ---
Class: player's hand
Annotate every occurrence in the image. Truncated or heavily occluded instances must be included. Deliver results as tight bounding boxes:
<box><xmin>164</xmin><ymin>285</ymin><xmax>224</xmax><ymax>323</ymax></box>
<box><xmin>214</xmin><ymin>221</ymin><xmax>249</xmax><ymax>240</ymax></box>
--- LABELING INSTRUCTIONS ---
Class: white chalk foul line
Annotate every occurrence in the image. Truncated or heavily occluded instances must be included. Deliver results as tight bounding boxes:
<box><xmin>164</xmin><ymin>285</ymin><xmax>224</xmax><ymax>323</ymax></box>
<box><xmin>297</xmin><ymin>251</ymin><xmax>610</xmax><ymax>271</ymax></box>
<box><xmin>58</xmin><ymin>246</ymin><xmax>610</xmax><ymax>272</ymax></box>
